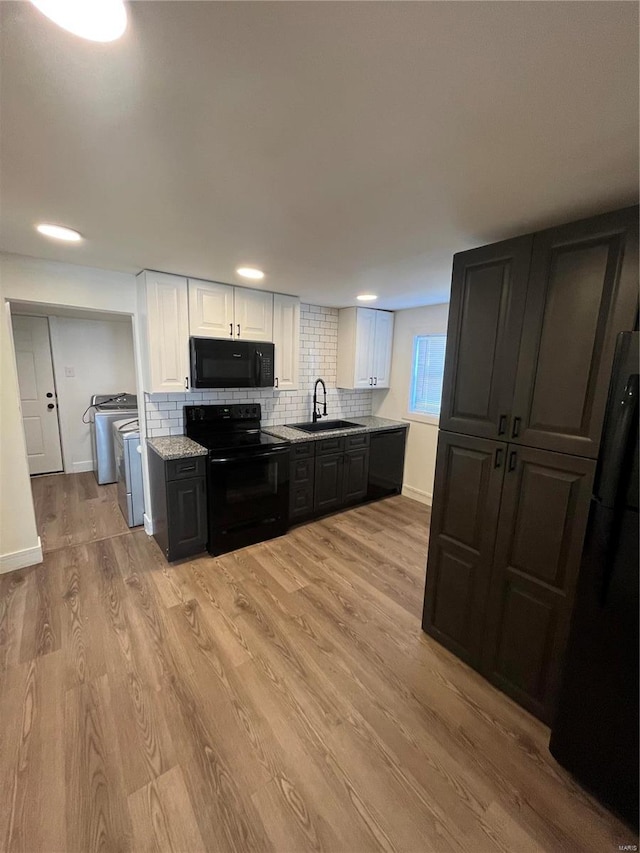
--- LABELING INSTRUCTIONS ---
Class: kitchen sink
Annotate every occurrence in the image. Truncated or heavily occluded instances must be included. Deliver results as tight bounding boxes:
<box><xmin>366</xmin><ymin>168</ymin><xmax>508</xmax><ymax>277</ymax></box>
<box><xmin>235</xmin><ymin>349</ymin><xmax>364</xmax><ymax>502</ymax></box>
<box><xmin>285</xmin><ymin>419</ymin><xmax>362</xmax><ymax>433</ymax></box>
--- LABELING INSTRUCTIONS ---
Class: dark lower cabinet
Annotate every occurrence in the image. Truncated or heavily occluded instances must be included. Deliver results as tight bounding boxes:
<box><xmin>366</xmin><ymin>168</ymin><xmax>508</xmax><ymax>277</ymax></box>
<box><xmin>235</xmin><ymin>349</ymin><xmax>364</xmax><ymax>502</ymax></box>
<box><xmin>422</xmin><ymin>432</ymin><xmax>506</xmax><ymax>668</ymax></box>
<box><xmin>290</xmin><ymin>429</ymin><xmax>403</xmax><ymax>523</ymax></box>
<box><xmin>148</xmin><ymin>448</ymin><xmax>208</xmax><ymax>561</ymax></box>
<box><xmin>314</xmin><ymin>453</ymin><xmax>343</xmax><ymax>514</ymax></box>
<box><xmin>342</xmin><ymin>448</ymin><xmax>369</xmax><ymax>505</ymax></box>
<box><xmin>481</xmin><ymin>446</ymin><xmax>595</xmax><ymax>723</ymax></box>
<box><xmin>289</xmin><ymin>443</ymin><xmax>315</xmax><ymax>521</ymax></box>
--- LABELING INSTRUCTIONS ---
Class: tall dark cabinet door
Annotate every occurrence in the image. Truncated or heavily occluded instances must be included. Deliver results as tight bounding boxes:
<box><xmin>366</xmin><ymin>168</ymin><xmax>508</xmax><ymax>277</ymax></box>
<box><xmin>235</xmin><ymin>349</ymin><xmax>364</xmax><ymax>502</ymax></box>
<box><xmin>314</xmin><ymin>454</ymin><xmax>343</xmax><ymax>514</ymax></box>
<box><xmin>422</xmin><ymin>432</ymin><xmax>506</xmax><ymax>668</ymax></box>
<box><xmin>481</xmin><ymin>446</ymin><xmax>596</xmax><ymax>723</ymax></box>
<box><xmin>167</xmin><ymin>477</ymin><xmax>207</xmax><ymax>558</ymax></box>
<box><xmin>342</xmin><ymin>449</ymin><xmax>369</xmax><ymax>505</ymax></box>
<box><xmin>510</xmin><ymin>206</ymin><xmax>639</xmax><ymax>458</ymax></box>
<box><xmin>439</xmin><ymin>236</ymin><xmax>532</xmax><ymax>440</ymax></box>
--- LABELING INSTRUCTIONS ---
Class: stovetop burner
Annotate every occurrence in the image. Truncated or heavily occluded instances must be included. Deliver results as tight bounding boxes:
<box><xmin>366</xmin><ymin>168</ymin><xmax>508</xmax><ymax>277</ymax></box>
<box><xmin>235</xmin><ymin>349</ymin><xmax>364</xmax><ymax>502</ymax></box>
<box><xmin>184</xmin><ymin>403</ymin><xmax>289</xmax><ymax>454</ymax></box>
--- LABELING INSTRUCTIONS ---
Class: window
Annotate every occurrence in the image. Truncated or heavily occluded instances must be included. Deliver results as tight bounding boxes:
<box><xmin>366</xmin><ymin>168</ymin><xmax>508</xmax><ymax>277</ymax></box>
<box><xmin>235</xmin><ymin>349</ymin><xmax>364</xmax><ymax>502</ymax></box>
<box><xmin>408</xmin><ymin>334</ymin><xmax>446</xmax><ymax>420</ymax></box>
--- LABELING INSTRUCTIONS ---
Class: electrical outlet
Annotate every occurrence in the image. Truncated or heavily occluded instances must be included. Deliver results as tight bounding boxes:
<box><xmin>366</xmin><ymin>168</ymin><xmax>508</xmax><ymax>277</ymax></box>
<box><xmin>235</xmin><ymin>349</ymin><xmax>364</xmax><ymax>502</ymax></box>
<box><xmin>65</xmin><ymin>366</ymin><xmax>75</xmax><ymax>378</ymax></box>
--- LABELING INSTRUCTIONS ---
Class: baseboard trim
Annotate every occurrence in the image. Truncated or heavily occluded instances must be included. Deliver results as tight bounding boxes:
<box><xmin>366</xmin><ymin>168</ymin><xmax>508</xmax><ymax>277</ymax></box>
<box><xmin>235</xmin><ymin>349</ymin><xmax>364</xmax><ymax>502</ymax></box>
<box><xmin>143</xmin><ymin>513</ymin><xmax>154</xmax><ymax>536</ymax></box>
<box><xmin>0</xmin><ymin>537</ymin><xmax>43</xmax><ymax>573</ymax></box>
<box><xmin>402</xmin><ymin>485</ymin><xmax>433</xmax><ymax>506</ymax></box>
<box><xmin>71</xmin><ymin>460</ymin><xmax>94</xmax><ymax>474</ymax></box>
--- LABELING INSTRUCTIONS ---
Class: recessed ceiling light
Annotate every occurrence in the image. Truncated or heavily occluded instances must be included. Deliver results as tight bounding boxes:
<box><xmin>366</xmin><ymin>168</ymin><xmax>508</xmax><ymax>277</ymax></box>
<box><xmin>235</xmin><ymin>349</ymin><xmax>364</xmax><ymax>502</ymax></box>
<box><xmin>357</xmin><ymin>294</ymin><xmax>377</xmax><ymax>302</ymax></box>
<box><xmin>236</xmin><ymin>267</ymin><xmax>265</xmax><ymax>280</ymax></box>
<box><xmin>36</xmin><ymin>223</ymin><xmax>83</xmax><ymax>242</ymax></box>
<box><xmin>30</xmin><ymin>0</ymin><xmax>127</xmax><ymax>42</ymax></box>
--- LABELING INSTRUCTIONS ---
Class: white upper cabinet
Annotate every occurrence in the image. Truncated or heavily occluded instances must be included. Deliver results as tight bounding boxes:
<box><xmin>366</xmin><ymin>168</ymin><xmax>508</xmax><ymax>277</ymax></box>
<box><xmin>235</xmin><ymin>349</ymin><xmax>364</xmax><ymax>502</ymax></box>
<box><xmin>137</xmin><ymin>271</ymin><xmax>190</xmax><ymax>393</ymax></box>
<box><xmin>189</xmin><ymin>279</ymin><xmax>234</xmax><ymax>339</ymax></box>
<box><xmin>187</xmin><ymin>279</ymin><xmax>273</xmax><ymax>341</ymax></box>
<box><xmin>337</xmin><ymin>307</ymin><xmax>394</xmax><ymax>390</ymax></box>
<box><xmin>272</xmin><ymin>294</ymin><xmax>300</xmax><ymax>390</ymax></box>
<box><xmin>372</xmin><ymin>309</ymin><xmax>394</xmax><ymax>388</ymax></box>
<box><xmin>234</xmin><ymin>288</ymin><xmax>273</xmax><ymax>342</ymax></box>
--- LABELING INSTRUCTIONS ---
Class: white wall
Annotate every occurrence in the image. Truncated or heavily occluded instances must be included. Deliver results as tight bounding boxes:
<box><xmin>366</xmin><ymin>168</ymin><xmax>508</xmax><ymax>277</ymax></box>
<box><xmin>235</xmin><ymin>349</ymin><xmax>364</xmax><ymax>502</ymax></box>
<box><xmin>48</xmin><ymin>316</ymin><xmax>136</xmax><ymax>473</ymax></box>
<box><xmin>372</xmin><ymin>302</ymin><xmax>449</xmax><ymax>505</ymax></box>
<box><xmin>0</xmin><ymin>253</ymin><xmax>139</xmax><ymax>570</ymax></box>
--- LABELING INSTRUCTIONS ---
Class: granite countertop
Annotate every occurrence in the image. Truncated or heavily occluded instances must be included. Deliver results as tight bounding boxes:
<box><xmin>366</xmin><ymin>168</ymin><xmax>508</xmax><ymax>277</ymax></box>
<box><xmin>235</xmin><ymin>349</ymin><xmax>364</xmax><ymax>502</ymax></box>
<box><xmin>146</xmin><ymin>436</ymin><xmax>208</xmax><ymax>461</ymax></box>
<box><xmin>263</xmin><ymin>415</ymin><xmax>409</xmax><ymax>443</ymax></box>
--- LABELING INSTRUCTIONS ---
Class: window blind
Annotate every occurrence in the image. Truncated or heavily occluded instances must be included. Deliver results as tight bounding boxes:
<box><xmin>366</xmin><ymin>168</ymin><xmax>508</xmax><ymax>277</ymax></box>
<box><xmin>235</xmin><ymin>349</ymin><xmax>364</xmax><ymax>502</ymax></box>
<box><xmin>410</xmin><ymin>335</ymin><xmax>446</xmax><ymax>416</ymax></box>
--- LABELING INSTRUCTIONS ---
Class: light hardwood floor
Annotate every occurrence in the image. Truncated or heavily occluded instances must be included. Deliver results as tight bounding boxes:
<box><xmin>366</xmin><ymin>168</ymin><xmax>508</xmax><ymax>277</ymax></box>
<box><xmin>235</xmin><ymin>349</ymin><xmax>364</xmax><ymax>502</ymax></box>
<box><xmin>0</xmin><ymin>473</ymin><xmax>634</xmax><ymax>852</ymax></box>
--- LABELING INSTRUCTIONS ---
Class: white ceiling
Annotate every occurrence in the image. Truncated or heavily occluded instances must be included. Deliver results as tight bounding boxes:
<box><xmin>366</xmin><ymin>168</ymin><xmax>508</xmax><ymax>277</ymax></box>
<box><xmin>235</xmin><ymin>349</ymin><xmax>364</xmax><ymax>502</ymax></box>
<box><xmin>1</xmin><ymin>1</ymin><xmax>637</xmax><ymax>310</ymax></box>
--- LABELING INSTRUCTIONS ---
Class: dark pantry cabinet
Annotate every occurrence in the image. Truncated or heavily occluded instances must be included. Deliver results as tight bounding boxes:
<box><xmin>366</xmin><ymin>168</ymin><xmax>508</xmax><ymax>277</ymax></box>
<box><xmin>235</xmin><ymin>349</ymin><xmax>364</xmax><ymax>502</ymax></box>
<box><xmin>440</xmin><ymin>207</ymin><xmax>638</xmax><ymax>457</ymax></box>
<box><xmin>423</xmin><ymin>205</ymin><xmax>639</xmax><ymax>723</ymax></box>
<box><xmin>148</xmin><ymin>449</ymin><xmax>208</xmax><ymax>561</ymax></box>
<box><xmin>422</xmin><ymin>432</ymin><xmax>506</xmax><ymax>668</ymax></box>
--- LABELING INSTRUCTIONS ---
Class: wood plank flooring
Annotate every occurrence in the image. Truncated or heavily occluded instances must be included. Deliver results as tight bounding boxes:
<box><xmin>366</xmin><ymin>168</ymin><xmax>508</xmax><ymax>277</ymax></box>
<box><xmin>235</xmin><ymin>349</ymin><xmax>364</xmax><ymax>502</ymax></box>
<box><xmin>0</xmin><ymin>473</ymin><xmax>634</xmax><ymax>852</ymax></box>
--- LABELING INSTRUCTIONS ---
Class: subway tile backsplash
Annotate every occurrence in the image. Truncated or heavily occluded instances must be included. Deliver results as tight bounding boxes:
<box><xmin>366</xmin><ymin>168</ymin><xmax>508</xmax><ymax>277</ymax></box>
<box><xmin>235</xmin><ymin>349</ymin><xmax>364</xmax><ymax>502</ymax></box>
<box><xmin>144</xmin><ymin>304</ymin><xmax>373</xmax><ymax>437</ymax></box>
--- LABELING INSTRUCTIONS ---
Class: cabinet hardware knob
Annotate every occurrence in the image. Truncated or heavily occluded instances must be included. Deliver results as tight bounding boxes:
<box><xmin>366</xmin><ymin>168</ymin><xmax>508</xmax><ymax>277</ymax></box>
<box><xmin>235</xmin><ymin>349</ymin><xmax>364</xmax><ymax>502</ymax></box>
<box><xmin>494</xmin><ymin>448</ymin><xmax>503</xmax><ymax>468</ymax></box>
<box><xmin>374</xmin><ymin>376</ymin><xmax>377</xmax><ymax>386</ymax></box>
<box><xmin>46</xmin><ymin>392</ymin><xmax>54</xmax><ymax>398</ymax></box>
<box><xmin>237</xmin><ymin>324</ymin><xmax>241</xmax><ymax>337</ymax></box>
<box><xmin>47</xmin><ymin>403</ymin><xmax>55</xmax><ymax>410</ymax></box>
<box><xmin>508</xmin><ymin>450</ymin><xmax>517</xmax><ymax>472</ymax></box>
<box><xmin>229</xmin><ymin>323</ymin><xmax>233</xmax><ymax>336</ymax></box>
<box><xmin>369</xmin><ymin>377</ymin><xmax>373</xmax><ymax>386</ymax></box>
<box><xmin>275</xmin><ymin>377</ymin><xmax>279</xmax><ymax>389</ymax></box>
<box><xmin>511</xmin><ymin>416</ymin><xmax>521</xmax><ymax>438</ymax></box>
<box><xmin>184</xmin><ymin>376</ymin><xmax>189</xmax><ymax>390</ymax></box>
<box><xmin>498</xmin><ymin>414</ymin><xmax>507</xmax><ymax>435</ymax></box>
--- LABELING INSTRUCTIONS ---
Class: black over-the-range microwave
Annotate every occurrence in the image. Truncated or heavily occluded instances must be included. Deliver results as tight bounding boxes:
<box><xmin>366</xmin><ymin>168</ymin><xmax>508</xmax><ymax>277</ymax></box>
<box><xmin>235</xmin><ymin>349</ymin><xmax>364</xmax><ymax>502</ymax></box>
<box><xmin>190</xmin><ymin>337</ymin><xmax>275</xmax><ymax>389</ymax></box>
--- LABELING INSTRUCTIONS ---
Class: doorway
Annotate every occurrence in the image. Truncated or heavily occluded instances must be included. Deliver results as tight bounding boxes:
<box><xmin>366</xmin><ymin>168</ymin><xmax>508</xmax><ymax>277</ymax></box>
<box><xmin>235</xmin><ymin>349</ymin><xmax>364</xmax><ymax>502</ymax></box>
<box><xmin>11</xmin><ymin>314</ymin><xmax>64</xmax><ymax>475</ymax></box>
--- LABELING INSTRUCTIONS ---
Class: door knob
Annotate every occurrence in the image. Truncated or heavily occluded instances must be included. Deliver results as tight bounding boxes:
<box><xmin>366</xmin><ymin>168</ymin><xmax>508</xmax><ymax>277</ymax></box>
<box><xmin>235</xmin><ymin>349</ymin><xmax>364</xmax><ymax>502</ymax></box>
<box><xmin>47</xmin><ymin>403</ymin><xmax>55</xmax><ymax>410</ymax></box>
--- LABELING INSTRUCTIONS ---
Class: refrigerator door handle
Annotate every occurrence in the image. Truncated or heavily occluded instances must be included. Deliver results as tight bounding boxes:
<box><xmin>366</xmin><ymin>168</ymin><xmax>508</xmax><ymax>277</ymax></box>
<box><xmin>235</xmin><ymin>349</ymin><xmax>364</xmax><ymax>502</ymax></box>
<box><xmin>597</xmin><ymin>372</ymin><xmax>639</xmax><ymax>508</ymax></box>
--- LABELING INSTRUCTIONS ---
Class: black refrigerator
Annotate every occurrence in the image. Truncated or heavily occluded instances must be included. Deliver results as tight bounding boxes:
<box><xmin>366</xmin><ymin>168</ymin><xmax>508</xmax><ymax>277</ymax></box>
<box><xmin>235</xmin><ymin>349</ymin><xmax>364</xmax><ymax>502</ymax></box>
<box><xmin>549</xmin><ymin>331</ymin><xmax>639</xmax><ymax>829</ymax></box>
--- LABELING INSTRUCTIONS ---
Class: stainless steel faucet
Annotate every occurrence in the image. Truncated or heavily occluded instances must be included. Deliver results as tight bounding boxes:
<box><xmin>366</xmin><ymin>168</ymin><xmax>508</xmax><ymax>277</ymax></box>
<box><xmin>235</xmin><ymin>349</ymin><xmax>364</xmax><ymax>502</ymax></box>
<box><xmin>312</xmin><ymin>378</ymin><xmax>327</xmax><ymax>423</ymax></box>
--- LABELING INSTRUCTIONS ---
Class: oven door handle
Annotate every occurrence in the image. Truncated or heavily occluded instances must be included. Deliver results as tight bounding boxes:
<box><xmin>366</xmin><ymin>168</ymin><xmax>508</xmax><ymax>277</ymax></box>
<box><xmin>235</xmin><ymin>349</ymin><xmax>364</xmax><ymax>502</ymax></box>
<box><xmin>209</xmin><ymin>448</ymin><xmax>289</xmax><ymax>464</ymax></box>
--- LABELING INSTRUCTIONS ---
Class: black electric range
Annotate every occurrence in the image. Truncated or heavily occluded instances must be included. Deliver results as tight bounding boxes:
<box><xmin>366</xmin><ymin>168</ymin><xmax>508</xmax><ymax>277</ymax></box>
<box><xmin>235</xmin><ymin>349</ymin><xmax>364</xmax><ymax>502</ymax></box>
<box><xmin>184</xmin><ymin>404</ymin><xmax>290</xmax><ymax>554</ymax></box>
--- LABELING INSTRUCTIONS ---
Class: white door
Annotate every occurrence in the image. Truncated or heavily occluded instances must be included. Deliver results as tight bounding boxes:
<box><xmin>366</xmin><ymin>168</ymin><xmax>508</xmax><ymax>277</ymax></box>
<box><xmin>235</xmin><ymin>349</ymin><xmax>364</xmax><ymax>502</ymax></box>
<box><xmin>145</xmin><ymin>272</ymin><xmax>190</xmax><ymax>392</ymax></box>
<box><xmin>372</xmin><ymin>310</ymin><xmax>394</xmax><ymax>388</ymax></box>
<box><xmin>353</xmin><ymin>308</ymin><xmax>377</xmax><ymax>388</ymax></box>
<box><xmin>11</xmin><ymin>315</ymin><xmax>63</xmax><ymax>475</ymax></box>
<box><xmin>188</xmin><ymin>279</ymin><xmax>235</xmax><ymax>339</ymax></box>
<box><xmin>272</xmin><ymin>294</ymin><xmax>300</xmax><ymax>390</ymax></box>
<box><xmin>234</xmin><ymin>288</ymin><xmax>273</xmax><ymax>342</ymax></box>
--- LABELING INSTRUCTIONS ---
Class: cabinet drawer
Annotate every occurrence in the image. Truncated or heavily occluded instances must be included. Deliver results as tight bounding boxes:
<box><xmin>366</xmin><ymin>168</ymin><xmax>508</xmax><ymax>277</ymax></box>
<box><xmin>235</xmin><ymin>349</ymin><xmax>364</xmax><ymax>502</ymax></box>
<box><xmin>291</xmin><ymin>457</ymin><xmax>314</xmax><ymax>485</ymax></box>
<box><xmin>166</xmin><ymin>456</ymin><xmax>206</xmax><ymax>481</ymax></box>
<box><xmin>345</xmin><ymin>432</ymin><xmax>370</xmax><ymax>450</ymax></box>
<box><xmin>316</xmin><ymin>436</ymin><xmax>345</xmax><ymax>456</ymax></box>
<box><xmin>291</xmin><ymin>442</ymin><xmax>314</xmax><ymax>460</ymax></box>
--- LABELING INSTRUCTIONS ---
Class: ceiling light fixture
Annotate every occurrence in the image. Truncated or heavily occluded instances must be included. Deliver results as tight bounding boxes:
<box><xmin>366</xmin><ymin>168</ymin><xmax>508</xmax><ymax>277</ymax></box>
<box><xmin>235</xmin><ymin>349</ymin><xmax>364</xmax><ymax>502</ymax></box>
<box><xmin>36</xmin><ymin>223</ymin><xmax>83</xmax><ymax>242</ymax></box>
<box><xmin>236</xmin><ymin>267</ymin><xmax>265</xmax><ymax>280</ymax></box>
<box><xmin>357</xmin><ymin>294</ymin><xmax>377</xmax><ymax>302</ymax></box>
<box><xmin>30</xmin><ymin>0</ymin><xmax>127</xmax><ymax>42</ymax></box>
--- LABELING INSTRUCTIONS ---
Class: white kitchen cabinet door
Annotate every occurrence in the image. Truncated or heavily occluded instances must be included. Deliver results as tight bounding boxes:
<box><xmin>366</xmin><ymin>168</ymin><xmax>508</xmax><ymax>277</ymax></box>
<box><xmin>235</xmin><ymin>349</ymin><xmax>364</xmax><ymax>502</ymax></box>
<box><xmin>143</xmin><ymin>272</ymin><xmax>190</xmax><ymax>392</ymax></box>
<box><xmin>234</xmin><ymin>288</ymin><xmax>273</xmax><ymax>342</ymax></box>
<box><xmin>372</xmin><ymin>310</ymin><xmax>394</xmax><ymax>388</ymax></box>
<box><xmin>353</xmin><ymin>308</ymin><xmax>377</xmax><ymax>388</ymax></box>
<box><xmin>188</xmin><ymin>279</ymin><xmax>234</xmax><ymax>339</ymax></box>
<box><xmin>272</xmin><ymin>294</ymin><xmax>300</xmax><ymax>390</ymax></box>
